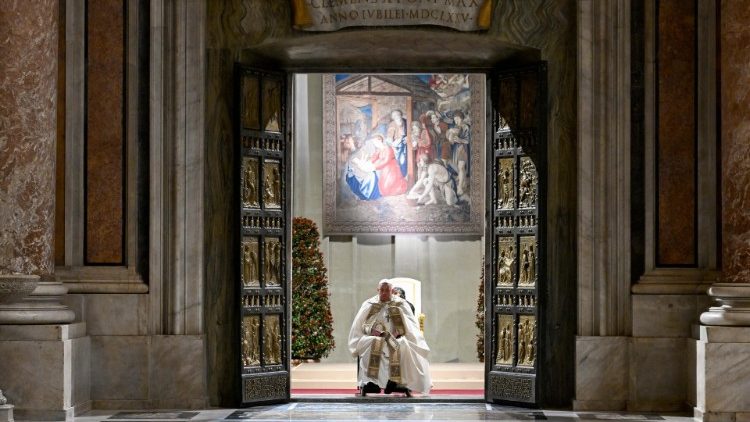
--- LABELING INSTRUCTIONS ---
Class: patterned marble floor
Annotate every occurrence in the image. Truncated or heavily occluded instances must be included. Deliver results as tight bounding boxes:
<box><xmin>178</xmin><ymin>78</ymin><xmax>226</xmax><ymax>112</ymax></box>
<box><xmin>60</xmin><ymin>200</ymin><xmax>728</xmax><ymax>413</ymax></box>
<box><xmin>71</xmin><ymin>403</ymin><xmax>694</xmax><ymax>422</ymax></box>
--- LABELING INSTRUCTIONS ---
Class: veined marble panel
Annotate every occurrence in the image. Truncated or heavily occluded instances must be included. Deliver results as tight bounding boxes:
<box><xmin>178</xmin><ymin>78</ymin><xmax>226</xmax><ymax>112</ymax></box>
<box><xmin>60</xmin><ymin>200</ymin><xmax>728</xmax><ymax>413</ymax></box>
<box><xmin>632</xmin><ymin>295</ymin><xmax>703</xmax><ymax>338</ymax></box>
<box><xmin>150</xmin><ymin>336</ymin><xmax>208</xmax><ymax>403</ymax></box>
<box><xmin>0</xmin><ymin>0</ymin><xmax>58</xmax><ymax>275</ymax></box>
<box><xmin>628</xmin><ymin>338</ymin><xmax>687</xmax><ymax>411</ymax></box>
<box><xmin>703</xmin><ymin>342</ymin><xmax>750</xmax><ymax>411</ymax></box>
<box><xmin>91</xmin><ymin>336</ymin><xmax>149</xmax><ymax>401</ymax></box>
<box><xmin>720</xmin><ymin>0</ymin><xmax>750</xmax><ymax>283</ymax></box>
<box><xmin>78</xmin><ymin>293</ymin><xmax>148</xmax><ymax>336</ymax></box>
<box><xmin>574</xmin><ymin>336</ymin><xmax>628</xmax><ymax>408</ymax></box>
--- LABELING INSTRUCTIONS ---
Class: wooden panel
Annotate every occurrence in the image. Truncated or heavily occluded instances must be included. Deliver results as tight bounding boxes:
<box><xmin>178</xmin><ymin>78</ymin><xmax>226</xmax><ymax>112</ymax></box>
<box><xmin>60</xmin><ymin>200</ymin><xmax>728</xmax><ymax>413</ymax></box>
<box><xmin>85</xmin><ymin>0</ymin><xmax>124</xmax><ymax>264</ymax></box>
<box><xmin>656</xmin><ymin>0</ymin><xmax>697</xmax><ymax>266</ymax></box>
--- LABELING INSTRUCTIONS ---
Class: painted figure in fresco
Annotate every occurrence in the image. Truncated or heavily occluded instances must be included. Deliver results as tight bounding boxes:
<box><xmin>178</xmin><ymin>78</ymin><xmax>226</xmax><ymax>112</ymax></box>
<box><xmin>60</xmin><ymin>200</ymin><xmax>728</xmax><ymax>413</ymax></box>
<box><xmin>346</xmin><ymin>140</ymin><xmax>381</xmax><ymax>201</ymax></box>
<box><xmin>385</xmin><ymin>109</ymin><xmax>408</xmax><ymax>178</ymax></box>
<box><xmin>370</xmin><ymin>134</ymin><xmax>407</xmax><ymax>196</ymax></box>
<box><xmin>426</xmin><ymin>110</ymin><xmax>449</xmax><ymax>164</ymax></box>
<box><xmin>349</xmin><ymin>279</ymin><xmax>432</xmax><ymax>396</ymax></box>
<box><xmin>451</xmin><ymin>110</ymin><xmax>471</xmax><ymax>173</ymax></box>
<box><xmin>412</xmin><ymin>114</ymin><xmax>433</xmax><ymax>163</ymax></box>
<box><xmin>339</xmin><ymin>134</ymin><xmax>357</xmax><ymax>171</ymax></box>
<box><xmin>446</xmin><ymin>127</ymin><xmax>469</xmax><ymax>197</ymax></box>
<box><xmin>406</xmin><ymin>155</ymin><xmax>458</xmax><ymax>206</ymax></box>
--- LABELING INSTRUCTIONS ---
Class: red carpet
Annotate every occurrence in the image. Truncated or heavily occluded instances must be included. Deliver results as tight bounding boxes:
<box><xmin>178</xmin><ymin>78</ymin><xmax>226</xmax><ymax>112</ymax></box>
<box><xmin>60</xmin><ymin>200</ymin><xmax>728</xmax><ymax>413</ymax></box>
<box><xmin>291</xmin><ymin>388</ymin><xmax>484</xmax><ymax>395</ymax></box>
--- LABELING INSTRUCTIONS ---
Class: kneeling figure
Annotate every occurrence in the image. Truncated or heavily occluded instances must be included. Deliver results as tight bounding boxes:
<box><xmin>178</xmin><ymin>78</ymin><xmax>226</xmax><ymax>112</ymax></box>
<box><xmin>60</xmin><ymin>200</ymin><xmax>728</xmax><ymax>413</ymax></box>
<box><xmin>348</xmin><ymin>279</ymin><xmax>432</xmax><ymax>396</ymax></box>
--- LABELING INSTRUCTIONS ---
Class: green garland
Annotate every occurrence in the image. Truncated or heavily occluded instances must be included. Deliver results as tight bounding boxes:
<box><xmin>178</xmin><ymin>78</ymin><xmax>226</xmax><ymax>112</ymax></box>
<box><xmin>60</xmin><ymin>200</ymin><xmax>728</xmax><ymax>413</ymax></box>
<box><xmin>291</xmin><ymin>217</ymin><xmax>335</xmax><ymax>359</ymax></box>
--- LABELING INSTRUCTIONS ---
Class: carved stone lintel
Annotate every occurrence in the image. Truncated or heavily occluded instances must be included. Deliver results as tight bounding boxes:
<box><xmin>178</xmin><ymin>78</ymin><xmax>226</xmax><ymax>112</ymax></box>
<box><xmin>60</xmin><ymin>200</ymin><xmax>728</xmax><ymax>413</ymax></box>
<box><xmin>700</xmin><ymin>283</ymin><xmax>750</xmax><ymax>326</ymax></box>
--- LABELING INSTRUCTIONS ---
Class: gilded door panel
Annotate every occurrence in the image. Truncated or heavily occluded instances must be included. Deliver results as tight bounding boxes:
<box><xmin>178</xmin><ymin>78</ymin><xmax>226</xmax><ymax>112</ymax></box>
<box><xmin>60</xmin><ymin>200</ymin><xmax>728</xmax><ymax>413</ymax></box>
<box><xmin>262</xmin><ymin>77</ymin><xmax>282</xmax><ymax>133</ymax></box>
<box><xmin>263</xmin><ymin>237</ymin><xmax>282</xmax><ymax>287</ymax></box>
<box><xmin>242</xmin><ymin>315</ymin><xmax>261</xmax><ymax>367</ymax></box>
<box><xmin>495</xmin><ymin>314</ymin><xmax>514</xmax><ymax>365</ymax></box>
<box><xmin>485</xmin><ymin>64</ymin><xmax>546</xmax><ymax>405</ymax></box>
<box><xmin>242</xmin><ymin>237</ymin><xmax>260</xmax><ymax>287</ymax></box>
<box><xmin>237</xmin><ymin>65</ymin><xmax>289</xmax><ymax>405</ymax></box>
<box><xmin>262</xmin><ymin>160</ymin><xmax>282</xmax><ymax>209</ymax></box>
<box><xmin>242</xmin><ymin>157</ymin><xmax>260</xmax><ymax>208</ymax></box>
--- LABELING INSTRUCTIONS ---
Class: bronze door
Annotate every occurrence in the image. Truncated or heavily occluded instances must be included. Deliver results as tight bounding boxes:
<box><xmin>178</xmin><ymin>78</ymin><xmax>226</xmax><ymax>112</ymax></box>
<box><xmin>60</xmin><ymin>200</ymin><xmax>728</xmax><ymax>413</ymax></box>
<box><xmin>485</xmin><ymin>64</ymin><xmax>547</xmax><ymax>404</ymax></box>
<box><xmin>236</xmin><ymin>65</ymin><xmax>291</xmax><ymax>405</ymax></box>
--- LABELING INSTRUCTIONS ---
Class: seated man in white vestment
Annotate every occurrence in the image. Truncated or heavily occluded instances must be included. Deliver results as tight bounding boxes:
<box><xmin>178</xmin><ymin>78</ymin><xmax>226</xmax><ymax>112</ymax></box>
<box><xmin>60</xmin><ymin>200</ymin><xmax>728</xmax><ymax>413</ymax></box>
<box><xmin>348</xmin><ymin>279</ymin><xmax>432</xmax><ymax>396</ymax></box>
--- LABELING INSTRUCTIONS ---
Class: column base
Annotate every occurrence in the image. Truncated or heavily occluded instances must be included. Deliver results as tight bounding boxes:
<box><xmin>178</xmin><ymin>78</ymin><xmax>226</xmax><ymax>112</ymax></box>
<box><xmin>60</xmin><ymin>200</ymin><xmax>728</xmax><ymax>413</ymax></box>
<box><xmin>0</xmin><ymin>323</ymin><xmax>90</xmax><ymax>420</ymax></box>
<box><xmin>0</xmin><ymin>405</ymin><xmax>13</xmax><ymax>422</ymax></box>
<box><xmin>0</xmin><ymin>281</ymin><xmax>75</xmax><ymax>324</ymax></box>
<box><xmin>700</xmin><ymin>283</ymin><xmax>750</xmax><ymax>326</ymax></box>
<box><xmin>694</xmin><ymin>325</ymin><xmax>750</xmax><ymax>421</ymax></box>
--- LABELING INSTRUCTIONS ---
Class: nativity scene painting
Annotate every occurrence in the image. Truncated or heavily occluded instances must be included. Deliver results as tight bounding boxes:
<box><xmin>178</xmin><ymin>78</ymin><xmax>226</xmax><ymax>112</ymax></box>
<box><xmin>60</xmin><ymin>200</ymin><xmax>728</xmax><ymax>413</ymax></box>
<box><xmin>323</xmin><ymin>74</ymin><xmax>484</xmax><ymax>234</ymax></box>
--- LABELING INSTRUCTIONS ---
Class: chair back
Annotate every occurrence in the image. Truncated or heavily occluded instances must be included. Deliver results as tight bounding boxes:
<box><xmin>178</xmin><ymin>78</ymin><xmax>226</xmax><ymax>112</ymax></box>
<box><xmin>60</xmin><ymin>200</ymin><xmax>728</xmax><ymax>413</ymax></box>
<box><xmin>388</xmin><ymin>277</ymin><xmax>422</xmax><ymax>317</ymax></box>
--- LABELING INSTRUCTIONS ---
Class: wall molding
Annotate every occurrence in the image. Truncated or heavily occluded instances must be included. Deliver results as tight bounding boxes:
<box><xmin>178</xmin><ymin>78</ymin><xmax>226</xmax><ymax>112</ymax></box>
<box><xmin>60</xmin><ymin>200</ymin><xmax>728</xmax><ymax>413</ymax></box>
<box><xmin>60</xmin><ymin>0</ymin><xmax>148</xmax><ymax>295</ymax></box>
<box><xmin>149</xmin><ymin>0</ymin><xmax>206</xmax><ymax>335</ymax></box>
<box><xmin>634</xmin><ymin>0</ymin><xmax>718</xmax><ymax>294</ymax></box>
<box><xmin>577</xmin><ymin>0</ymin><xmax>632</xmax><ymax>336</ymax></box>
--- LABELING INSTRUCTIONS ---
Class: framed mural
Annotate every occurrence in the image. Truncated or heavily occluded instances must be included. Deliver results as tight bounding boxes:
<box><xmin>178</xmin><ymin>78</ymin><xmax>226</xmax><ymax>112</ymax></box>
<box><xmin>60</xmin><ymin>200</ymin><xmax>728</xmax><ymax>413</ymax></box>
<box><xmin>323</xmin><ymin>73</ymin><xmax>485</xmax><ymax>235</ymax></box>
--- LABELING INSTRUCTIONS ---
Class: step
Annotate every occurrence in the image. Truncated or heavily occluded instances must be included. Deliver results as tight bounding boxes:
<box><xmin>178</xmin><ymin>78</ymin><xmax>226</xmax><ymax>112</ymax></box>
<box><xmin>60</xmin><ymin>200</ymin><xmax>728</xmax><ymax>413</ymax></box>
<box><xmin>291</xmin><ymin>379</ymin><xmax>484</xmax><ymax>390</ymax></box>
<box><xmin>291</xmin><ymin>362</ymin><xmax>484</xmax><ymax>391</ymax></box>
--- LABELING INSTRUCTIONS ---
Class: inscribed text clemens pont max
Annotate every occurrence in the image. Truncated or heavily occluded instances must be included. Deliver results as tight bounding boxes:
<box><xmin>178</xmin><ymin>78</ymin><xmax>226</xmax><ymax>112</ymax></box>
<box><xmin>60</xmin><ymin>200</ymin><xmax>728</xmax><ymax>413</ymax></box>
<box><xmin>292</xmin><ymin>0</ymin><xmax>494</xmax><ymax>31</ymax></box>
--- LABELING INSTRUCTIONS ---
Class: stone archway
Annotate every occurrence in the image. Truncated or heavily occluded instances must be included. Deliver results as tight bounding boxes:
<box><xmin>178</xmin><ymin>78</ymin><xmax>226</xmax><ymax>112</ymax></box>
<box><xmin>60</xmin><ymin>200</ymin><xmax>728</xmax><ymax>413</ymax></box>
<box><xmin>205</xmin><ymin>8</ymin><xmax>577</xmax><ymax>406</ymax></box>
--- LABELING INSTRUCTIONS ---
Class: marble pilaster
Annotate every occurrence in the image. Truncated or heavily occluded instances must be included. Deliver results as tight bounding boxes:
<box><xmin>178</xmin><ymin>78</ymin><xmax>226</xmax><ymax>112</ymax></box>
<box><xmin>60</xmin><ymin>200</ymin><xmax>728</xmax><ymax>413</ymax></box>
<box><xmin>0</xmin><ymin>0</ymin><xmax>75</xmax><ymax>326</ymax></box>
<box><xmin>577</xmin><ymin>0</ymin><xmax>632</xmax><ymax>338</ymax></box>
<box><xmin>700</xmin><ymin>0</ymin><xmax>750</xmax><ymax>327</ymax></box>
<box><xmin>694</xmin><ymin>2</ymin><xmax>750</xmax><ymax>420</ymax></box>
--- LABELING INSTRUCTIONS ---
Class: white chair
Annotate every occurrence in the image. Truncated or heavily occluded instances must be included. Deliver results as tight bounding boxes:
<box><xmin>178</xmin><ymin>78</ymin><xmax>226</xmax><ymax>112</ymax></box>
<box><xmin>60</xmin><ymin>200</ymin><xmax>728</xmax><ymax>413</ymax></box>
<box><xmin>389</xmin><ymin>277</ymin><xmax>424</xmax><ymax>331</ymax></box>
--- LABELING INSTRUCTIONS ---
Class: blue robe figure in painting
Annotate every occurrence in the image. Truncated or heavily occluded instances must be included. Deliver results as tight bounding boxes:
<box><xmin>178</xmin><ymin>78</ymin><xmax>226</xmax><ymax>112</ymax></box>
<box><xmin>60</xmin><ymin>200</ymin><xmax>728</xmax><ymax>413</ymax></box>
<box><xmin>386</xmin><ymin>109</ymin><xmax>408</xmax><ymax>178</ymax></box>
<box><xmin>344</xmin><ymin>135</ymin><xmax>381</xmax><ymax>201</ymax></box>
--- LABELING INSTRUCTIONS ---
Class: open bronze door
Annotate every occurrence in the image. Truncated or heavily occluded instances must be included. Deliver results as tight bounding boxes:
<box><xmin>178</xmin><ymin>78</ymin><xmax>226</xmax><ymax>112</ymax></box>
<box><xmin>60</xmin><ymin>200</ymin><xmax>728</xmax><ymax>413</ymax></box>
<box><xmin>236</xmin><ymin>64</ymin><xmax>292</xmax><ymax>405</ymax></box>
<box><xmin>485</xmin><ymin>63</ymin><xmax>547</xmax><ymax>405</ymax></box>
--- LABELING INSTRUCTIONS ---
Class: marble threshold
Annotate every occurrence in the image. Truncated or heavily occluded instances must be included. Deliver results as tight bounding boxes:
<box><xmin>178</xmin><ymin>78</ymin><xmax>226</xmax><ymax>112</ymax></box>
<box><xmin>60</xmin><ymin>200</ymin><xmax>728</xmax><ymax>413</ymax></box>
<box><xmin>69</xmin><ymin>403</ymin><xmax>694</xmax><ymax>421</ymax></box>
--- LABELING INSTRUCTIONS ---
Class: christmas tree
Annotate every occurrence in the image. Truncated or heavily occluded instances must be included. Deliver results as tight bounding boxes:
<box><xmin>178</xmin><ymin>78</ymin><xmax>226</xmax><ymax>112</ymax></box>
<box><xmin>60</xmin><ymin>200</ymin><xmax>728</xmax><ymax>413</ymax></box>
<box><xmin>476</xmin><ymin>256</ymin><xmax>485</xmax><ymax>362</ymax></box>
<box><xmin>291</xmin><ymin>217</ymin><xmax>335</xmax><ymax>360</ymax></box>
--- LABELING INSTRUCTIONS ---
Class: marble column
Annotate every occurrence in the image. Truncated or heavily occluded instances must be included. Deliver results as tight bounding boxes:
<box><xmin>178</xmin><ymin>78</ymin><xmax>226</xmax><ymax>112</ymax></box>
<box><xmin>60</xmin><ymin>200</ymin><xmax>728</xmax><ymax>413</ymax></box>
<box><xmin>700</xmin><ymin>0</ymin><xmax>750</xmax><ymax>327</ymax></box>
<box><xmin>694</xmin><ymin>3</ymin><xmax>750</xmax><ymax>419</ymax></box>
<box><xmin>0</xmin><ymin>0</ymin><xmax>74</xmax><ymax>324</ymax></box>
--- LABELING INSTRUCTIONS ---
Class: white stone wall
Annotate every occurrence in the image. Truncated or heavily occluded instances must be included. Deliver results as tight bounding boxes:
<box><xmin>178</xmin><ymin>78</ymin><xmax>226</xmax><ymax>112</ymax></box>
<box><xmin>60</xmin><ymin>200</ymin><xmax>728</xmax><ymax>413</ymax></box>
<box><xmin>293</xmin><ymin>74</ymin><xmax>483</xmax><ymax>363</ymax></box>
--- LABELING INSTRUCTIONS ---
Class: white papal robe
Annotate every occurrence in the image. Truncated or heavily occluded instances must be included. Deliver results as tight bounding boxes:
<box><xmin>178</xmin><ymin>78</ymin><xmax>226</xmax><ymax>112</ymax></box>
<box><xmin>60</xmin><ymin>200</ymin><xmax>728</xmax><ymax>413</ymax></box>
<box><xmin>348</xmin><ymin>295</ymin><xmax>432</xmax><ymax>394</ymax></box>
